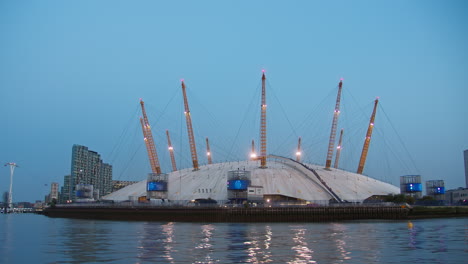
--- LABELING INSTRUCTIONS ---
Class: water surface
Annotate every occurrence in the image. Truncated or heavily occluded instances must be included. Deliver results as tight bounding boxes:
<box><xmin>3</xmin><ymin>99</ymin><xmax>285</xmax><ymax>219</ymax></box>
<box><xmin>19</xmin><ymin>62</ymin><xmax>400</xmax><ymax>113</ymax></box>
<box><xmin>0</xmin><ymin>214</ymin><xmax>466</xmax><ymax>263</ymax></box>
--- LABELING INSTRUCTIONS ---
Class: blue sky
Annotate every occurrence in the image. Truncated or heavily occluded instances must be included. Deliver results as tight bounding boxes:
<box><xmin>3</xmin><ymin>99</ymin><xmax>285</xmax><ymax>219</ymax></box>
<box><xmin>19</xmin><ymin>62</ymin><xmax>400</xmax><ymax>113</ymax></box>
<box><xmin>1</xmin><ymin>1</ymin><xmax>467</xmax><ymax>202</ymax></box>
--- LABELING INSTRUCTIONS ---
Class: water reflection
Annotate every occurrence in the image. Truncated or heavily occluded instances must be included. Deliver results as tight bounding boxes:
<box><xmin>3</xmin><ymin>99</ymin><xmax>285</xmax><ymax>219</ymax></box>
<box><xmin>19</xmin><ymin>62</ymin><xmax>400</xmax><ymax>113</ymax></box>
<box><xmin>2</xmin><ymin>215</ymin><xmax>467</xmax><ymax>263</ymax></box>
<box><xmin>60</xmin><ymin>219</ymin><xmax>115</xmax><ymax>263</ymax></box>
<box><xmin>434</xmin><ymin>224</ymin><xmax>448</xmax><ymax>253</ymax></box>
<box><xmin>0</xmin><ymin>215</ymin><xmax>13</xmax><ymax>263</ymax></box>
<box><xmin>244</xmin><ymin>225</ymin><xmax>273</xmax><ymax>263</ymax></box>
<box><xmin>289</xmin><ymin>226</ymin><xmax>315</xmax><ymax>264</ymax></box>
<box><xmin>408</xmin><ymin>221</ymin><xmax>417</xmax><ymax>249</ymax></box>
<box><xmin>326</xmin><ymin>223</ymin><xmax>352</xmax><ymax>262</ymax></box>
<box><xmin>226</xmin><ymin>223</ymin><xmax>250</xmax><ymax>263</ymax></box>
<box><xmin>162</xmin><ymin>222</ymin><xmax>176</xmax><ymax>262</ymax></box>
<box><xmin>137</xmin><ymin>222</ymin><xmax>176</xmax><ymax>263</ymax></box>
<box><xmin>193</xmin><ymin>224</ymin><xmax>216</xmax><ymax>263</ymax></box>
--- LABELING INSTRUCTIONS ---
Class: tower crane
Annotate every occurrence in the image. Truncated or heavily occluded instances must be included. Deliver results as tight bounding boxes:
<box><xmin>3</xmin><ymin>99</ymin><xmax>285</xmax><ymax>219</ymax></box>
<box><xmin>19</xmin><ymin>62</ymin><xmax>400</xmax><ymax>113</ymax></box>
<box><xmin>166</xmin><ymin>130</ymin><xmax>177</xmax><ymax>172</ymax></box>
<box><xmin>139</xmin><ymin>99</ymin><xmax>162</xmax><ymax>175</ymax></box>
<box><xmin>181</xmin><ymin>80</ymin><xmax>199</xmax><ymax>170</ymax></box>
<box><xmin>333</xmin><ymin>129</ymin><xmax>344</xmax><ymax>169</ymax></box>
<box><xmin>206</xmin><ymin>137</ymin><xmax>212</xmax><ymax>164</ymax></box>
<box><xmin>357</xmin><ymin>98</ymin><xmax>379</xmax><ymax>174</ymax></box>
<box><xmin>325</xmin><ymin>79</ymin><xmax>343</xmax><ymax>169</ymax></box>
<box><xmin>259</xmin><ymin>70</ymin><xmax>267</xmax><ymax>168</ymax></box>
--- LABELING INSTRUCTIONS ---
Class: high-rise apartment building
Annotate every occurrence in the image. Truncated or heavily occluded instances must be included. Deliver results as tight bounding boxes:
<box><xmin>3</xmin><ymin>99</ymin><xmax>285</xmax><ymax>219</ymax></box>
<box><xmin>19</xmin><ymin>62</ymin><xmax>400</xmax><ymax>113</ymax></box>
<box><xmin>70</xmin><ymin>144</ymin><xmax>112</xmax><ymax>201</ymax></box>
<box><xmin>464</xmin><ymin>150</ymin><xmax>468</xmax><ymax>188</ymax></box>
<box><xmin>50</xmin><ymin>182</ymin><xmax>59</xmax><ymax>201</ymax></box>
<box><xmin>60</xmin><ymin>175</ymin><xmax>72</xmax><ymax>203</ymax></box>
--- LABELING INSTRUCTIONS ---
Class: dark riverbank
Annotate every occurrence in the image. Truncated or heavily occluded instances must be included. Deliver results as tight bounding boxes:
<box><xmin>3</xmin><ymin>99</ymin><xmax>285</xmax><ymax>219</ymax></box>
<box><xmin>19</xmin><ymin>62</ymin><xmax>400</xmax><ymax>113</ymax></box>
<box><xmin>408</xmin><ymin>206</ymin><xmax>468</xmax><ymax>219</ymax></box>
<box><xmin>42</xmin><ymin>205</ymin><xmax>411</xmax><ymax>222</ymax></box>
<box><xmin>41</xmin><ymin>205</ymin><xmax>468</xmax><ymax>222</ymax></box>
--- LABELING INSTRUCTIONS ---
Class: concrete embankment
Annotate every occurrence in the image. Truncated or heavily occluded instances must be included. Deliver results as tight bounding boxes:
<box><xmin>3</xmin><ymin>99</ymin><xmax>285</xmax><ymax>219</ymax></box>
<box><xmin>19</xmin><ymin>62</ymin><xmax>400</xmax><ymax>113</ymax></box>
<box><xmin>43</xmin><ymin>205</ymin><xmax>410</xmax><ymax>222</ymax></box>
<box><xmin>408</xmin><ymin>206</ymin><xmax>468</xmax><ymax>219</ymax></box>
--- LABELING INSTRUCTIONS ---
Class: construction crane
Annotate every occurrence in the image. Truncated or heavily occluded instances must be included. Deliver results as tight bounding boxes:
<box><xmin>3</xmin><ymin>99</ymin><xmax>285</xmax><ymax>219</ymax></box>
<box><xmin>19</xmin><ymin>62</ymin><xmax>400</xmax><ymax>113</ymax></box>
<box><xmin>166</xmin><ymin>130</ymin><xmax>177</xmax><ymax>172</ymax></box>
<box><xmin>181</xmin><ymin>80</ymin><xmax>199</xmax><ymax>170</ymax></box>
<box><xmin>296</xmin><ymin>137</ymin><xmax>302</xmax><ymax>162</ymax></box>
<box><xmin>206</xmin><ymin>137</ymin><xmax>212</xmax><ymax>164</ymax></box>
<box><xmin>139</xmin><ymin>99</ymin><xmax>162</xmax><ymax>174</ymax></box>
<box><xmin>333</xmin><ymin>129</ymin><xmax>344</xmax><ymax>169</ymax></box>
<box><xmin>357</xmin><ymin>98</ymin><xmax>379</xmax><ymax>174</ymax></box>
<box><xmin>259</xmin><ymin>70</ymin><xmax>267</xmax><ymax>168</ymax></box>
<box><xmin>250</xmin><ymin>140</ymin><xmax>257</xmax><ymax>160</ymax></box>
<box><xmin>325</xmin><ymin>79</ymin><xmax>343</xmax><ymax>169</ymax></box>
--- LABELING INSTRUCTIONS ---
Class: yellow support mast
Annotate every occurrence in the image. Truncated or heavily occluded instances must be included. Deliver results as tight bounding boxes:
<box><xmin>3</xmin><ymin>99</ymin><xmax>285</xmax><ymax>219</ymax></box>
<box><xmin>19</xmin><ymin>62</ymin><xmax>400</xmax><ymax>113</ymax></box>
<box><xmin>333</xmin><ymin>129</ymin><xmax>344</xmax><ymax>169</ymax></box>
<box><xmin>296</xmin><ymin>137</ymin><xmax>302</xmax><ymax>162</ymax></box>
<box><xmin>357</xmin><ymin>98</ymin><xmax>379</xmax><ymax>174</ymax></box>
<box><xmin>206</xmin><ymin>137</ymin><xmax>212</xmax><ymax>165</ymax></box>
<box><xmin>325</xmin><ymin>79</ymin><xmax>343</xmax><ymax>169</ymax></box>
<box><xmin>166</xmin><ymin>130</ymin><xmax>177</xmax><ymax>172</ymax></box>
<box><xmin>250</xmin><ymin>140</ymin><xmax>257</xmax><ymax>160</ymax></box>
<box><xmin>139</xmin><ymin>99</ymin><xmax>162</xmax><ymax>175</ymax></box>
<box><xmin>181</xmin><ymin>80</ymin><xmax>199</xmax><ymax>171</ymax></box>
<box><xmin>260</xmin><ymin>70</ymin><xmax>267</xmax><ymax>168</ymax></box>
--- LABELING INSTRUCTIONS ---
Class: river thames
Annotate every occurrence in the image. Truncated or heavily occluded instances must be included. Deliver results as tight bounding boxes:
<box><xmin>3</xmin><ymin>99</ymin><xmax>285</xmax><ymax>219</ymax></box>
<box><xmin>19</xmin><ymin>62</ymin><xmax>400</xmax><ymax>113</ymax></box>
<box><xmin>0</xmin><ymin>214</ymin><xmax>466</xmax><ymax>263</ymax></box>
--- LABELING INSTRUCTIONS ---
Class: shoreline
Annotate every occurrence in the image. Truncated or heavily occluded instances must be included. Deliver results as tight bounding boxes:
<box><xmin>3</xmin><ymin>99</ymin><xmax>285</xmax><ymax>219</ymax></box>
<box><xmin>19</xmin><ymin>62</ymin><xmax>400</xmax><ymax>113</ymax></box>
<box><xmin>407</xmin><ymin>206</ymin><xmax>468</xmax><ymax>219</ymax></box>
<box><xmin>41</xmin><ymin>205</ymin><xmax>468</xmax><ymax>222</ymax></box>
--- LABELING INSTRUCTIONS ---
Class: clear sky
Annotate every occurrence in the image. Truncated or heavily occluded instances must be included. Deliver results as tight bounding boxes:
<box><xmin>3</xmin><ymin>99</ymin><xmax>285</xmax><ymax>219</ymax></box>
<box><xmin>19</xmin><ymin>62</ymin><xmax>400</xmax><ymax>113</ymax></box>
<box><xmin>1</xmin><ymin>1</ymin><xmax>467</xmax><ymax>202</ymax></box>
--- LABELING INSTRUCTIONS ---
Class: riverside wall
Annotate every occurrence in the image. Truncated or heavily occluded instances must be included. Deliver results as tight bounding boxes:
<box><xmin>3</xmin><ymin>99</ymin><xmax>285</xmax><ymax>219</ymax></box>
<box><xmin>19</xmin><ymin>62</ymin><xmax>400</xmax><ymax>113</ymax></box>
<box><xmin>43</xmin><ymin>205</ymin><xmax>412</xmax><ymax>222</ymax></box>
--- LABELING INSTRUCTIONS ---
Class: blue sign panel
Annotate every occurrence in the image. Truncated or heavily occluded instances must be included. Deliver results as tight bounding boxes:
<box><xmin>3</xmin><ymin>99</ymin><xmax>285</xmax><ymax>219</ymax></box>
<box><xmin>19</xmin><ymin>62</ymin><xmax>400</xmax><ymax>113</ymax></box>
<box><xmin>147</xmin><ymin>181</ymin><xmax>168</xmax><ymax>191</ymax></box>
<box><xmin>405</xmin><ymin>183</ymin><xmax>422</xmax><ymax>192</ymax></box>
<box><xmin>434</xmin><ymin>187</ymin><xmax>445</xmax><ymax>194</ymax></box>
<box><xmin>227</xmin><ymin>180</ymin><xmax>249</xmax><ymax>190</ymax></box>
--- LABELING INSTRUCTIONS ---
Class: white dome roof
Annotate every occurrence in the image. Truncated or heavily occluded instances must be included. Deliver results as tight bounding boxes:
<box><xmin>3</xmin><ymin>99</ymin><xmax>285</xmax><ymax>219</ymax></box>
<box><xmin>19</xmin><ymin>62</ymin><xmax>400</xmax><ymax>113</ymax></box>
<box><xmin>103</xmin><ymin>156</ymin><xmax>399</xmax><ymax>203</ymax></box>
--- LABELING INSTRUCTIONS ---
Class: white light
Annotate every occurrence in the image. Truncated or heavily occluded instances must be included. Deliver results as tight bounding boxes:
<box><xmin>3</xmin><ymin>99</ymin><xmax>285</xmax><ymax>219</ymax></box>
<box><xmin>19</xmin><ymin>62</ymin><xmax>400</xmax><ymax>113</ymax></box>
<box><xmin>250</xmin><ymin>153</ymin><xmax>257</xmax><ymax>158</ymax></box>
<box><xmin>296</xmin><ymin>151</ymin><xmax>301</xmax><ymax>156</ymax></box>
<box><xmin>207</xmin><ymin>152</ymin><xmax>211</xmax><ymax>156</ymax></box>
<box><xmin>168</xmin><ymin>146</ymin><xmax>173</xmax><ymax>150</ymax></box>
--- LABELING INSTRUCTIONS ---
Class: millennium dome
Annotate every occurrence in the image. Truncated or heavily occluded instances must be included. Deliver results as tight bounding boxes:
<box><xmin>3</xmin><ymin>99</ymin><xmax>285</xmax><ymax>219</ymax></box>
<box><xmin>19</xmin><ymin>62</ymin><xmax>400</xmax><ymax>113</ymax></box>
<box><xmin>103</xmin><ymin>156</ymin><xmax>399</xmax><ymax>204</ymax></box>
<box><xmin>103</xmin><ymin>75</ymin><xmax>400</xmax><ymax>205</ymax></box>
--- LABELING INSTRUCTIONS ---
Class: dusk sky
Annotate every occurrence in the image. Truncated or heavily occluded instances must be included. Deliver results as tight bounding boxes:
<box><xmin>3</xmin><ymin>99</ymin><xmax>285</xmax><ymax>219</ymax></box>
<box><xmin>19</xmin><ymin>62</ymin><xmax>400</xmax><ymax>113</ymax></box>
<box><xmin>1</xmin><ymin>1</ymin><xmax>467</xmax><ymax>202</ymax></box>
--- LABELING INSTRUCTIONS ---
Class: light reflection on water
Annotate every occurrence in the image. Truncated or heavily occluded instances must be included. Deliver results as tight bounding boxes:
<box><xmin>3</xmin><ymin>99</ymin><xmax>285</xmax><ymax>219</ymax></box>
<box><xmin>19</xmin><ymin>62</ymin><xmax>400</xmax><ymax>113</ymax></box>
<box><xmin>289</xmin><ymin>226</ymin><xmax>315</xmax><ymax>264</ymax></box>
<box><xmin>0</xmin><ymin>214</ymin><xmax>467</xmax><ymax>263</ymax></box>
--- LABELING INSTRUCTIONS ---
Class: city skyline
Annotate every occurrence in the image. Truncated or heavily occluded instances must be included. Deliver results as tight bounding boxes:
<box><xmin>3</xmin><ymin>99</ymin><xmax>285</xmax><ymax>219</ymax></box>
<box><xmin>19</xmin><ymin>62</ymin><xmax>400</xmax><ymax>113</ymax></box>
<box><xmin>1</xmin><ymin>1</ymin><xmax>467</xmax><ymax>202</ymax></box>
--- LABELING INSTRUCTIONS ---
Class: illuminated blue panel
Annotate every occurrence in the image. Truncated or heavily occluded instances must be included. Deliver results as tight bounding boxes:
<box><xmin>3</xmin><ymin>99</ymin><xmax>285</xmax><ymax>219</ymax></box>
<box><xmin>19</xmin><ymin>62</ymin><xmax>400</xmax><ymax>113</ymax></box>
<box><xmin>227</xmin><ymin>180</ymin><xmax>250</xmax><ymax>190</ymax></box>
<box><xmin>147</xmin><ymin>181</ymin><xmax>167</xmax><ymax>191</ymax></box>
<box><xmin>405</xmin><ymin>183</ymin><xmax>422</xmax><ymax>192</ymax></box>
<box><xmin>434</xmin><ymin>187</ymin><xmax>445</xmax><ymax>194</ymax></box>
<box><xmin>76</xmin><ymin>190</ymin><xmax>85</xmax><ymax>198</ymax></box>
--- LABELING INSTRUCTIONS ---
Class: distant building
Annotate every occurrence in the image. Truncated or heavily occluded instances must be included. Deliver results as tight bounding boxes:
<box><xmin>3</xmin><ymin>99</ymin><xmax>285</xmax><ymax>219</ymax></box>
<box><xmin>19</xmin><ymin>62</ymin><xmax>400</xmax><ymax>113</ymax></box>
<box><xmin>400</xmin><ymin>175</ymin><xmax>422</xmax><ymax>199</ymax></box>
<box><xmin>425</xmin><ymin>180</ymin><xmax>445</xmax><ymax>200</ymax></box>
<box><xmin>70</xmin><ymin>144</ymin><xmax>113</xmax><ymax>201</ymax></box>
<box><xmin>444</xmin><ymin>187</ymin><xmax>468</xmax><ymax>205</ymax></box>
<box><xmin>16</xmin><ymin>202</ymin><xmax>33</xmax><ymax>208</ymax></box>
<box><xmin>60</xmin><ymin>175</ymin><xmax>72</xmax><ymax>203</ymax></box>
<box><xmin>112</xmin><ymin>180</ymin><xmax>139</xmax><ymax>192</ymax></box>
<box><xmin>464</xmin><ymin>150</ymin><xmax>468</xmax><ymax>188</ymax></box>
<box><xmin>2</xmin><ymin>191</ymin><xmax>8</xmax><ymax>204</ymax></box>
<box><xmin>50</xmin><ymin>182</ymin><xmax>59</xmax><ymax>201</ymax></box>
